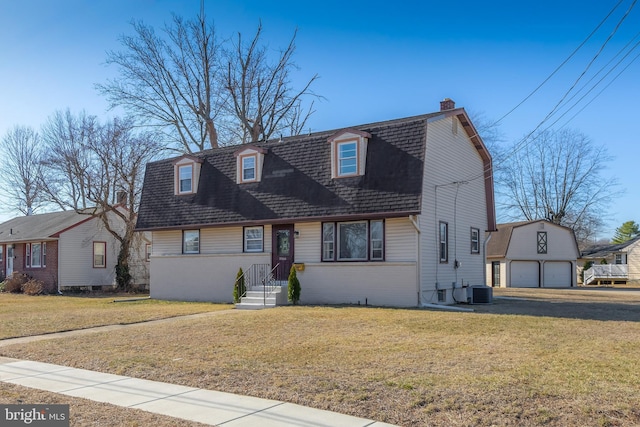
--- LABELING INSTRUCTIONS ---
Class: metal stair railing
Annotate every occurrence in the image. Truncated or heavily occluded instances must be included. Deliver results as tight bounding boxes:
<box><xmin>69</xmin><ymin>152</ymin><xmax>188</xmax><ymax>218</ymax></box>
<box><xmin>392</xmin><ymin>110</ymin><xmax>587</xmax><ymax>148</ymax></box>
<box><xmin>261</xmin><ymin>263</ymin><xmax>281</xmax><ymax>306</ymax></box>
<box><xmin>234</xmin><ymin>263</ymin><xmax>283</xmax><ymax>306</ymax></box>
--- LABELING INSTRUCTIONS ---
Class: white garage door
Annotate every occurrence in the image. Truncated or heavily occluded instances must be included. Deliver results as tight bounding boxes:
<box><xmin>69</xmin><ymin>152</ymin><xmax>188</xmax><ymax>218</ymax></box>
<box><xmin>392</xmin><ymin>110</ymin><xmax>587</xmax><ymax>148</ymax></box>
<box><xmin>543</xmin><ymin>261</ymin><xmax>572</xmax><ymax>287</ymax></box>
<box><xmin>510</xmin><ymin>261</ymin><xmax>539</xmax><ymax>287</ymax></box>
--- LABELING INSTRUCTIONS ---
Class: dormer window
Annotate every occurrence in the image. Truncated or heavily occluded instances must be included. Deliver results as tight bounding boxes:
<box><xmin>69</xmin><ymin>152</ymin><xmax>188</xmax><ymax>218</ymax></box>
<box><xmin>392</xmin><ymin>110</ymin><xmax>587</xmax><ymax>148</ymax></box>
<box><xmin>235</xmin><ymin>145</ymin><xmax>267</xmax><ymax>184</ymax></box>
<box><xmin>338</xmin><ymin>141</ymin><xmax>357</xmax><ymax>176</ymax></box>
<box><xmin>328</xmin><ymin>129</ymin><xmax>371</xmax><ymax>179</ymax></box>
<box><xmin>173</xmin><ymin>154</ymin><xmax>204</xmax><ymax>195</ymax></box>
<box><xmin>242</xmin><ymin>156</ymin><xmax>256</xmax><ymax>181</ymax></box>
<box><xmin>179</xmin><ymin>164</ymin><xmax>193</xmax><ymax>193</ymax></box>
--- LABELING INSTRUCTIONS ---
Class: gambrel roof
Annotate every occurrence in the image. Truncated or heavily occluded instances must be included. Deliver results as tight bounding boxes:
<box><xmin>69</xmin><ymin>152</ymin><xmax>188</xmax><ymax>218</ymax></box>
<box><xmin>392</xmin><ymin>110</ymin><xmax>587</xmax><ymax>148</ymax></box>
<box><xmin>136</xmin><ymin>110</ymin><xmax>495</xmax><ymax>231</ymax></box>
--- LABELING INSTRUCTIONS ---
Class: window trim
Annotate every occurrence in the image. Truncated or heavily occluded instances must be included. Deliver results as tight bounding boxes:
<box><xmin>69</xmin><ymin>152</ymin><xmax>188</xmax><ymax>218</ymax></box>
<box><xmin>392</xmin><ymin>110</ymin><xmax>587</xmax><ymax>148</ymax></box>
<box><xmin>243</xmin><ymin>226</ymin><xmax>264</xmax><ymax>253</ymax></box>
<box><xmin>240</xmin><ymin>154</ymin><xmax>258</xmax><ymax>183</ymax></box>
<box><xmin>178</xmin><ymin>164</ymin><xmax>194</xmax><ymax>194</ymax></box>
<box><xmin>322</xmin><ymin>223</ymin><xmax>335</xmax><ymax>261</ymax></box>
<box><xmin>183</xmin><ymin>230</ymin><xmax>200</xmax><ymax>254</ymax></box>
<box><xmin>145</xmin><ymin>244</ymin><xmax>152</xmax><ymax>262</ymax></box>
<box><xmin>470</xmin><ymin>227</ymin><xmax>480</xmax><ymax>254</ymax></box>
<box><xmin>336</xmin><ymin>140</ymin><xmax>358</xmax><ymax>177</ymax></box>
<box><xmin>537</xmin><ymin>231</ymin><xmax>547</xmax><ymax>254</ymax></box>
<box><xmin>25</xmin><ymin>242</ymin><xmax>47</xmax><ymax>268</ymax></box>
<box><xmin>439</xmin><ymin>221</ymin><xmax>448</xmax><ymax>263</ymax></box>
<box><xmin>93</xmin><ymin>241</ymin><xmax>107</xmax><ymax>269</ymax></box>
<box><xmin>322</xmin><ymin>219</ymin><xmax>385</xmax><ymax>262</ymax></box>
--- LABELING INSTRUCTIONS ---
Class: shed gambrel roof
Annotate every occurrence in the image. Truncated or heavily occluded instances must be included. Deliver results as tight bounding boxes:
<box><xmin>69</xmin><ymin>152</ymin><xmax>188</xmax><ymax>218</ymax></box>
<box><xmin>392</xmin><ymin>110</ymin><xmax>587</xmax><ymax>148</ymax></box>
<box><xmin>486</xmin><ymin>220</ymin><xmax>578</xmax><ymax>259</ymax></box>
<box><xmin>136</xmin><ymin>111</ymin><xmax>490</xmax><ymax>231</ymax></box>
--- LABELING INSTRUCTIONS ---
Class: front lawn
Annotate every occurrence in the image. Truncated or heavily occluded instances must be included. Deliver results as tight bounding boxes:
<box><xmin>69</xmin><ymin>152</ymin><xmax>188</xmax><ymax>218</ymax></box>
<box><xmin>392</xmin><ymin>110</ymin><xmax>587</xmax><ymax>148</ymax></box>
<box><xmin>1</xmin><ymin>288</ymin><xmax>639</xmax><ymax>426</ymax></box>
<box><xmin>0</xmin><ymin>293</ymin><xmax>231</xmax><ymax>339</ymax></box>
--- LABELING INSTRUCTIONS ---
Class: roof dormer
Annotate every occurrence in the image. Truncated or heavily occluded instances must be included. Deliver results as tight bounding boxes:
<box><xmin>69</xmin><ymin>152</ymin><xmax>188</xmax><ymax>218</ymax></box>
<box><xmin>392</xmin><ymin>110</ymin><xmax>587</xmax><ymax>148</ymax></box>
<box><xmin>172</xmin><ymin>154</ymin><xmax>204</xmax><ymax>195</ymax></box>
<box><xmin>234</xmin><ymin>145</ymin><xmax>268</xmax><ymax>184</ymax></box>
<box><xmin>328</xmin><ymin>129</ymin><xmax>371</xmax><ymax>179</ymax></box>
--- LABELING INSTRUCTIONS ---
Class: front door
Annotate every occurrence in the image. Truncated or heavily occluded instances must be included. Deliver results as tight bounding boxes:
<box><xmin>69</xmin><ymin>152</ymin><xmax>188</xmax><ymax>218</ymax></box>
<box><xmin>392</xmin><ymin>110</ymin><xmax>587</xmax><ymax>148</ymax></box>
<box><xmin>272</xmin><ymin>224</ymin><xmax>294</xmax><ymax>281</ymax></box>
<box><xmin>6</xmin><ymin>246</ymin><xmax>13</xmax><ymax>277</ymax></box>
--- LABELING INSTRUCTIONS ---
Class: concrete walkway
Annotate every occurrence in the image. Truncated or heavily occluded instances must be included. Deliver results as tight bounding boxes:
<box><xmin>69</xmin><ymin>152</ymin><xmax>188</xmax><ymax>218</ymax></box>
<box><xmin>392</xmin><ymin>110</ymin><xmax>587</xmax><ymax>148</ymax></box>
<box><xmin>0</xmin><ymin>312</ymin><xmax>396</xmax><ymax>427</ymax></box>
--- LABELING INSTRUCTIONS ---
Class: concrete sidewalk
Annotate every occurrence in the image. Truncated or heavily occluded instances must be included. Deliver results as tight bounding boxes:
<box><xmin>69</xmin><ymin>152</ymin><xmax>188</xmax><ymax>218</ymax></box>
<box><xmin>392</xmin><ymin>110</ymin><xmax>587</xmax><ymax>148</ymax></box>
<box><xmin>0</xmin><ymin>357</ymin><xmax>395</xmax><ymax>426</ymax></box>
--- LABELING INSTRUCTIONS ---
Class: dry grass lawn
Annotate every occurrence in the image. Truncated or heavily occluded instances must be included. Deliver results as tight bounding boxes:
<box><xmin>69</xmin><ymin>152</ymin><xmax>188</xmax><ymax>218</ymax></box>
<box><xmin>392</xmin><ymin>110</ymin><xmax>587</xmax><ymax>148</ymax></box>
<box><xmin>1</xmin><ymin>288</ymin><xmax>640</xmax><ymax>426</ymax></box>
<box><xmin>0</xmin><ymin>293</ymin><xmax>231</xmax><ymax>339</ymax></box>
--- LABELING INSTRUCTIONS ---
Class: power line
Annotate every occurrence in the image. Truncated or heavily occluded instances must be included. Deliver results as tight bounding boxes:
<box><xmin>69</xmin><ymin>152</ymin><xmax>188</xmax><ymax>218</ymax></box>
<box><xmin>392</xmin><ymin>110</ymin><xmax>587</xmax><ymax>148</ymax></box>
<box><xmin>490</xmin><ymin>0</ymin><xmax>626</xmax><ymax>128</ymax></box>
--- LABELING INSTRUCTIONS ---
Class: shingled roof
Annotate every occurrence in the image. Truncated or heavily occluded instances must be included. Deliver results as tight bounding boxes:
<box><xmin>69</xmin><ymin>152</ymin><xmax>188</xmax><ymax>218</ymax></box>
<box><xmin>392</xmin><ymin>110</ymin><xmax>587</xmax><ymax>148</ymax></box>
<box><xmin>580</xmin><ymin>236</ymin><xmax>640</xmax><ymax>258</ymax></box>
<box><xmin>0</xmin><ymin>210</ymin><xmax>94</xmax><ymax>243</ymax></box>
<box><xmin>486</xmin><ymin>220</ymin><xmax>578</xmax><ymax>258</ymax></box>
<box><xmin>135</xmin><ymin>113</ymin><xmax>441</xmax><ymax>231</ymax></box>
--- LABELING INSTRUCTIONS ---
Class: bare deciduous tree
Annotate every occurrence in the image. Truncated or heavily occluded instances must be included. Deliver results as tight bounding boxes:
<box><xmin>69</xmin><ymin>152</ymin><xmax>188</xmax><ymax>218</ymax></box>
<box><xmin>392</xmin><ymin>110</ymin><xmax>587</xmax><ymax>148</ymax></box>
<box><xmin>500</xmin><ymin>128</ymin><xmax>616</xmax><ymax>242</ymax></box>
<box><xmin>223</xmin><ymin>24</ymin><xmax>318</xmax><ymax>144</ymax></box>
<box><xmin>40</xmin><ymin>110</ymin><xmax>98</xmax><ymax>210</ymax></box>
<box><xmin>0</xmin><ymin>125</ymin><xmax>46</xmax><ymax>215</ymax></box>
<box><xmin>41</xmin><ymin>112</ymin><xmax>163</xmax><ymax>290</ymax></box>
<box><xmin>97</xmin><ymin>12</ymin><xmax>318</xmax><ymax>152</ymax></box>
<box><xmin>98</xmin><ymin>14</ymin><xmax>221</xmax><ymax>152</ymax></box>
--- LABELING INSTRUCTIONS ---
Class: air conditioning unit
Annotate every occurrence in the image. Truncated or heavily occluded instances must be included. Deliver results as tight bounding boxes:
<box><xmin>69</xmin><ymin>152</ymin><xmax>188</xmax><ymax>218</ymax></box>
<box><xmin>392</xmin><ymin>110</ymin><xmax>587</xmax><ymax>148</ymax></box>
<box><xmin>467</xmin><ymin>286</ymin><xmax>493</xmax><ymax>304</ymax></box>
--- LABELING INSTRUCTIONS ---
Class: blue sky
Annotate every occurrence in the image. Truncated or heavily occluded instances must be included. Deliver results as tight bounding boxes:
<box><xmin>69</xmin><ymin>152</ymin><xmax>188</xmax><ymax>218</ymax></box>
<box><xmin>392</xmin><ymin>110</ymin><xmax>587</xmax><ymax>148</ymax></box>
<box><xmin>0</xmin><ymin>0</ymin><xmax>638</xmax><ymax>239</ymax></box>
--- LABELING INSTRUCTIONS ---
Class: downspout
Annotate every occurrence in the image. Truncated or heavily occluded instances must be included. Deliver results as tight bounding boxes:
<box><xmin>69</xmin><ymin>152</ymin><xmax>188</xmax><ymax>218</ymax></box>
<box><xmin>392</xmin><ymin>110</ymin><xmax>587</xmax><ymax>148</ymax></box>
<box><xmin>409</xmin><ymin>215</ymin><xmax>421</xmax><ymax>306</ymax></box>
<box><xmin>483</xmin><ymin>232</ymin><xmax>492</xmax><ymax>287</ymax></box>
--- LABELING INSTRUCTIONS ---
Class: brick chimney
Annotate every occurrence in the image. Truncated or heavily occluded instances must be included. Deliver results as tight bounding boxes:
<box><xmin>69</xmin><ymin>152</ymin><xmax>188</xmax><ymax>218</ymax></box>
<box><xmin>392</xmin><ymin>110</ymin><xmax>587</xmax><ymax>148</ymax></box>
<box><xmin>116</xmin><ymin>190</ymin><xmax>127</xmax><ymax>205</ymax></box>
<box><xmin>440</xmin><ymin>98</ymin><xmax>455</xmax><ymax>111</ymax></box>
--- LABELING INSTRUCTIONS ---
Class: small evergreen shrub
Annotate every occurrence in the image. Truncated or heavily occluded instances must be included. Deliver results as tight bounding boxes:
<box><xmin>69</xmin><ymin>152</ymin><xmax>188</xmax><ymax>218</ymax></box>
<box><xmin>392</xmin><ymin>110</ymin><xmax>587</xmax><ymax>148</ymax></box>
<box><xmin>22</xmin><ymin>279</ymin><xmax>44</xmax><ymax>296</ymax></box>
<box><xmin>4</xmin><ymin>272</ymin><xmax>28</xmax><ymax>293</ymax></box>
<box><xmin>287</xmin><ymin>266</ymin><xmax>301</xmax><ymax>305</ymax></box>
<box><xmin>233</xmin><ymin>268</ymin><xmax>246</xmax><ymax>303</ymax></box>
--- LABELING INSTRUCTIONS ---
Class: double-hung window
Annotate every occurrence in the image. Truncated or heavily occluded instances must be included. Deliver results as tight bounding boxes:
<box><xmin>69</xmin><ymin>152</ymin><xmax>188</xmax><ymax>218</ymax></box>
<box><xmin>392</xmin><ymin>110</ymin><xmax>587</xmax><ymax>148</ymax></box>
<box><xmin>242</xmin><ymin>156</ymin><xmax>256</xmax><ymax>182</ymax></box>
<box><xmin>25</xmin><ymin>242</ymin><xmax>47</xmax><ymax>268</ymax></box>
<box><xmin>439</xmin><ymin>222</ymin><xmax>448</xmax><ymax>263</ymax></box>
<box><xmin>337</xmin><ymin>141</ymin><xmax>357</xmax><ymax>176</ymax></box>
<box><xmin>93</xmin><ymin>242</ymin><xmax>106</xmax><ymax>268</ymax></box>
<box><xmin>470</xmin><ymin>228</ymin><xmax>480</xmax><ymax>254</ymax></box>
<box><xmin>178</xmin><ymin>164</ymin><xmax>193</xmax><ymax>194</ymax></box>
<box><xmin>244</xmin><ymin>226</ymin><xmax>263</xmax><ymax>252</ymax></box>
<box><xmin>322</xmin><ymin>220</ymin><xmax>384</xmax><ymax>261</ymax></box>
<box><xmin>183</xmin><ymin>230</ymin><xmax>200</xmax><ymax>254</ymax></box>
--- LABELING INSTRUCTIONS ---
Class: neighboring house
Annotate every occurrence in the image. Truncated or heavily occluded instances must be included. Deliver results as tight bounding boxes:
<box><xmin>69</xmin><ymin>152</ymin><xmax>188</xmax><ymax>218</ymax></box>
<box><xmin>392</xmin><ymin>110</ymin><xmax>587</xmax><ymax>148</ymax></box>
<box><xmin>0</xmin><ymin>209</ymin><xmax>149</xmax><ymax>291</ymax></box>
<box><xmin>578</xmin><ymin>236</ymin><xmax>640</xmax><ymax>285</ymax></box>
<box><xmin>136</xmin><ymin>99</ymin><xmax>496</xmax><ymax>307</ymax></box>
<box><xmin>486</xmin><ymin>220</ymin><xmax>579</xmax><ymax>288</ymax></box>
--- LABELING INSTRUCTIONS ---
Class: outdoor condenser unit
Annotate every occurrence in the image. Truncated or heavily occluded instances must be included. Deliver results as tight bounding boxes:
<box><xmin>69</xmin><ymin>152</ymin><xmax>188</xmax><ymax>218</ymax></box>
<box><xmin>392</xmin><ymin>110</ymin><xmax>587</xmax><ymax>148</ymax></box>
<box><xmin>467</xmin><ymin>286</ymin><xmax>493</xmax><ymax>304</ymax></box>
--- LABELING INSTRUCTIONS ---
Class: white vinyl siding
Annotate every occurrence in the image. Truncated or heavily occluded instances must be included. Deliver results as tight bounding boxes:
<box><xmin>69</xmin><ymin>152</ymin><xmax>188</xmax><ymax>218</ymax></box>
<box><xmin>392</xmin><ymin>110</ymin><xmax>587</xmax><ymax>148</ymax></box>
<box><xmin>58</xmin><ymin>213</ymin><xmax>122</xmax><ymax>287</ymax></box>
<box><xmin>420</xmin><ymin>115</ymin><xmax>489</xmax><ymax>302</ymax></box>
<box><xmin>153</xmin><ymin>226</ymin><xmax>272</xmax><ymax>256</ymax></box>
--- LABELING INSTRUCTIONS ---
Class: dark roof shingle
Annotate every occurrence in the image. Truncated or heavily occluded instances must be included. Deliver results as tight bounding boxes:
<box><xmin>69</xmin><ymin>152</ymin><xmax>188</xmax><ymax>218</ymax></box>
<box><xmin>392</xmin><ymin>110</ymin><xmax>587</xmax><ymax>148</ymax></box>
<box><xmin>136</xmin><ymin>114</ymin><xmax>436</xmax><ymax>230</ymax></box>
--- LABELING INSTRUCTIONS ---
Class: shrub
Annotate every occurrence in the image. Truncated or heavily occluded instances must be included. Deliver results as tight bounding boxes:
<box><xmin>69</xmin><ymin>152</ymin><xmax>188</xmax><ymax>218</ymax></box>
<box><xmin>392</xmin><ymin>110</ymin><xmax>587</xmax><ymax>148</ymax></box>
<box><xmin>287</xmin><ymin>266</ymin><xmax>301</xmax><ymax>305</ymax></box>
<box><xmin>4</xmin><ymin>272</ymin><xmax>28</xmax><ymax>293</ymax></box>
<box><xmin>233</xmin><ymin>268</ymin><xmax>245</xmax><ymax>303</ymax></box>
<box><xmin>22</xmin><ymin>279</ymin><xmax>44</xmax><ymax>296</ymax></box>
